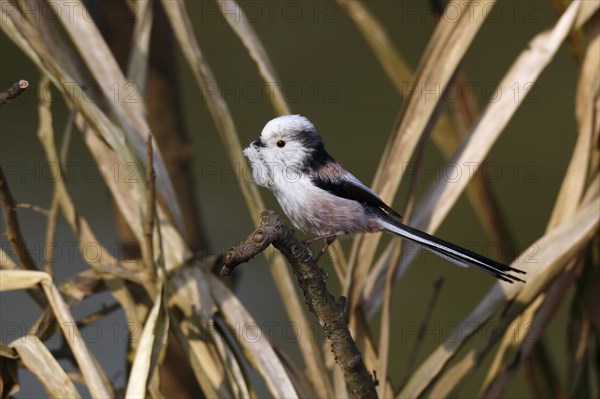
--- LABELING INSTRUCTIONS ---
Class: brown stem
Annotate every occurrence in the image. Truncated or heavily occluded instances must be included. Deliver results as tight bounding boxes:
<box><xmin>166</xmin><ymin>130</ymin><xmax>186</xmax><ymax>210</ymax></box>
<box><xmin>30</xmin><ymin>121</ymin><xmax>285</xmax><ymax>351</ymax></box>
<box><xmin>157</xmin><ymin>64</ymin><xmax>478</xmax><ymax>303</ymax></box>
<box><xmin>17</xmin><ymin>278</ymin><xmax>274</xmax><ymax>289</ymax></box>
<box><xmin>0</xmin><ymin>80</ymin><xmax>29</xmax><ymax>105</ymax></box>
<box><xmin>144</xmin><ymin>134</ymin><xmax>156</xmax><ymax>278</ymax></box>
<box><xmin>0</xmin><ymin>167</ymin><xmax>37</xmax><ymax>272</ymax></box>
<box><xmin>0</xmin><ymin>166</ymin><xmax>47</xmax><ymax>308</ymax></box>
<box><xmin>399</xmin><ymin>277</ymin><xmax>445</xmax><ymax>389</ymax></box>
<box><xmin>95</xmin><ymin>2</ymin><xmax>207</xmax><ymax>397</ymax></box>
<box><xmin>222</xmin><ymin>210</ymin><xmax>377</xmax><ymax>399</ymax></box>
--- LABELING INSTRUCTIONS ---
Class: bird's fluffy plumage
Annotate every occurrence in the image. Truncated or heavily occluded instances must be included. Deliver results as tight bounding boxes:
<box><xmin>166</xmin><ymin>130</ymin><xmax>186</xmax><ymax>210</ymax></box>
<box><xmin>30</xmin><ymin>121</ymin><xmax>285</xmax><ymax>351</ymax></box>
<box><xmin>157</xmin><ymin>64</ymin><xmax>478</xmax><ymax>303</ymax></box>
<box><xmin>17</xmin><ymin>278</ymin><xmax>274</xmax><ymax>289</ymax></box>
<box><xmin>243</xmin><ymin>115</ymin><xmax>526</xmax><ymax>283</ymax></box>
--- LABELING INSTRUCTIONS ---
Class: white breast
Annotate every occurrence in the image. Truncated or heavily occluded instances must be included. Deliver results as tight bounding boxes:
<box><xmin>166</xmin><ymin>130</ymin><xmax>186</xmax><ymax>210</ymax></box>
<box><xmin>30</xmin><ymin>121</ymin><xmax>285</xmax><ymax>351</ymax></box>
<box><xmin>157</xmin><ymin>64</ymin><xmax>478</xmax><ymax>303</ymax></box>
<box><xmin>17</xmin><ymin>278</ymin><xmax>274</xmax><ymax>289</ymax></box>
<box><xmin>271</xmin><ymin>173</ymin><xmax>374</xmax><ymax>236</ymax></box>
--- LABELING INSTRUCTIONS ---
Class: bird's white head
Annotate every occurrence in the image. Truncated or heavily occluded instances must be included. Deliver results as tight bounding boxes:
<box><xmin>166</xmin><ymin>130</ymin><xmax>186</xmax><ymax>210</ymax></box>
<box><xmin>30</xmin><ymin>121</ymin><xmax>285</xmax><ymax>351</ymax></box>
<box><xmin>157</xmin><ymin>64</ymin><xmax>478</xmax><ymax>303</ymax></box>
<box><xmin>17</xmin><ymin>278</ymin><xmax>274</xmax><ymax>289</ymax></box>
<box><xmin>256</xmin><ymin>115</ymin><xmax>322</xmax><ymax>163</ymax></box>
<box><xmin>243</xmin><ymin>115</ymin><xmax>325</xmax><ymax>187</ymax></box>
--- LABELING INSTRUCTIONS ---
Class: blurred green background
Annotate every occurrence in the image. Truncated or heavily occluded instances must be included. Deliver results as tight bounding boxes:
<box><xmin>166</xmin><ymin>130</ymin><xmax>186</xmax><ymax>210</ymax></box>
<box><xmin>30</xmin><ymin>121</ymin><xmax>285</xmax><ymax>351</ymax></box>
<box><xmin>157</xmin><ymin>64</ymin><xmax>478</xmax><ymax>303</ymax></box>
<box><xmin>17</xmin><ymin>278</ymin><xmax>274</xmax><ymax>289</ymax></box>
<box><xmin>0</xmin><ymin>1</ymin><xmax>578</xmax><ymax>397</ymax></box>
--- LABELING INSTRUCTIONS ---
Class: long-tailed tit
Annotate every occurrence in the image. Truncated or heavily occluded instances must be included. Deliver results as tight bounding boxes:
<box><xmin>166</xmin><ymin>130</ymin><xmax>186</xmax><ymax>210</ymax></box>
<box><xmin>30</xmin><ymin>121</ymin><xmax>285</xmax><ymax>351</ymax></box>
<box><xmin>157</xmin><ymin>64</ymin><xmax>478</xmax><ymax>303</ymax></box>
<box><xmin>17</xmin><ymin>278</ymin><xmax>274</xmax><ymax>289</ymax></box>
<box><xmin>243</xmin><ymin>115</ymin><xmax>525</xmax><ymax>283</ymax></box>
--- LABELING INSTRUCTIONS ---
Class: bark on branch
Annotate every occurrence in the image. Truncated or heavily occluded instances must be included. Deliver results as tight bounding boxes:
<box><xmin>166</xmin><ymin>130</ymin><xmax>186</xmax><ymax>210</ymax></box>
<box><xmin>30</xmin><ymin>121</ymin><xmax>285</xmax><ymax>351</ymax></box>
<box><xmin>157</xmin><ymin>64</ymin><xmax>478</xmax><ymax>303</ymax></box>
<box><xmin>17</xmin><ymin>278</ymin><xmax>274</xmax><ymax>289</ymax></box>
<box><xmin>0</xmin><ymin>80</ymin><xmax>29</xmax><ymax>105</ymax></box>
<box><xmin>0</xmin><ymin>166</ymin><xmax>48</xmax><ymax>308</ymax></box>
<box><xmin>222</xmin><ymin>210</ymin><xmax>377</xmax><ymax>399</ymax></box>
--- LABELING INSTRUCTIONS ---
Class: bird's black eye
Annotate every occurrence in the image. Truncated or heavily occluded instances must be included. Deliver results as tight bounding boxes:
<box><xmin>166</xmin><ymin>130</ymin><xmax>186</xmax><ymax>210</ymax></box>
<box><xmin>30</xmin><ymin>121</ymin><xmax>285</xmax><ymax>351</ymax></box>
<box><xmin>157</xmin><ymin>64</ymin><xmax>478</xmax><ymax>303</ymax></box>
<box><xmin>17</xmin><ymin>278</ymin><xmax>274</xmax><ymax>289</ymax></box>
<box><xmin>276</xmin><ymin>140</ymin><xmax>286</xmax><ymax>148</ymax></box>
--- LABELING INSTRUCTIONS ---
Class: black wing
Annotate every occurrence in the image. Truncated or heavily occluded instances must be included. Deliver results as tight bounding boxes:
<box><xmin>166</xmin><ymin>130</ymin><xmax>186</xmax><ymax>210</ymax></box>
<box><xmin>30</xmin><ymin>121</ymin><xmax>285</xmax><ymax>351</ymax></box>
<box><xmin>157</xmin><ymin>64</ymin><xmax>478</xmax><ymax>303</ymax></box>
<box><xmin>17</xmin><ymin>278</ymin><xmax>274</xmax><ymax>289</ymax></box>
<box><xmin>311</xmin><ymin>174</ymin><xmax>402</xmax><ymax>219</ymax></box>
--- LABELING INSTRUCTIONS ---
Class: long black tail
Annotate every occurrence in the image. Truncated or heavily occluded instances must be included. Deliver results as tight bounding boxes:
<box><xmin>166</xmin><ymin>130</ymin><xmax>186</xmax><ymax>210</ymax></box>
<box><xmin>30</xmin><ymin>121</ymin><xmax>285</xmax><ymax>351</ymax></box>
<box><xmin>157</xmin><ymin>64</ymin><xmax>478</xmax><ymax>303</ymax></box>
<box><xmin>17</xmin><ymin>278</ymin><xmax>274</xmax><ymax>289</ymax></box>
<box><xmin>378</xmin><ymin>219</ymin><xmax>526</xmax><ymax>283</ymax></box>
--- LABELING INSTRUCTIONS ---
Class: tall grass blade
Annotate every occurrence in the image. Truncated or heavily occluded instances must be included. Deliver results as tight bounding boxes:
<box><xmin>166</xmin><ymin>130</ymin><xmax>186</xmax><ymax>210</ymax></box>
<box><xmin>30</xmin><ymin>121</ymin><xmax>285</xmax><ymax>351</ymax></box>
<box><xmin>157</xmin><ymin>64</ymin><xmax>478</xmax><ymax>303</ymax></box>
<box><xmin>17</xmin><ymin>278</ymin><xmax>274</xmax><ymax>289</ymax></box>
<box><xmin>0</xmin><ymin>270</ymin><xmax>113</xmax><ymax>398</ymax></box>
<box><xmin>362</xmin><ymin>0</ymin><xmax>597</xmax><ymax>316</ymax></box>
<box><xmin>219</xmin><ymin>0</ymin><xmax>290</xmax><ymax>115</ymax></box>
<box><xmin>347</xmin><ymin>0</ymin><xmax>496</xmax><ymax>312</ymax></box>
<box><xmin>398</xmin><ymin>197</ymin><xmax>599</xmax><ymax>398</ymax></box>
<box><xmin>127</xmin><ymin>0</ymin><xmax>154</xmax><ymax>97</ymax></box>
<box><xmin>482</xmin><ymin>10</ymin><xmax>599</xmax><ymax>394</ymax></box>
<box><xmin>169</xmin><ymin>266</ymin><xmax>239</xmax><ymax>397</ymax></box>
<box><xmin>50</xmin><ymin>0</ymin><xmax>183</xmax><ymax>233</ymax></box>
<box><xmin>206</xmin><ymin>272</ymin><xmax>298</xmax><ymax>398</ymax></box>
<box><xmin>160</xmin><ymin>2</ymin><xmax>332</xmax><ymax>394</ymax></box>
<box><xmin>125</xmin><ymin>283</ymin><xmax>169</xmax><ymax>398</ymax></box>
<box><xmin>10</xmin><ymin>338</ymin><xmax>81</xmax><ymax>399</ymax></box>
<box><xmin>0</xmin><ymin>2</ymin><xmax>188</xmax><ymax>270</ymax></box>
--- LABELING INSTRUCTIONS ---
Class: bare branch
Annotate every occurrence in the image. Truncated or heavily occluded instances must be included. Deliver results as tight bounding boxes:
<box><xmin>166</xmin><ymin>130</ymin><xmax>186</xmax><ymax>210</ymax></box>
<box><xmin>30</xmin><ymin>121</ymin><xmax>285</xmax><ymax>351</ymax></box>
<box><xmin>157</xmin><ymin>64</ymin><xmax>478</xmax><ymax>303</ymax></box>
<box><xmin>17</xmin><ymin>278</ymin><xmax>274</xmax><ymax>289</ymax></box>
<box><xmin>0</xmin><ymin>80</ymin><xmax>29</xmax><ymax>105</ymax></box>
<box><xmin>0</xmin><ymin>166</ymin><xmax>48</xmax><ymax>308</ymax></box>
<box><xmin>0</xmin><ymin>167</ymin><xmax>38</xmax><ymax>272</ymax></box>
<box><xmin>222</xmin><ymin>210</ymin><xmax>377</xmax><ymax>399</ymax></box>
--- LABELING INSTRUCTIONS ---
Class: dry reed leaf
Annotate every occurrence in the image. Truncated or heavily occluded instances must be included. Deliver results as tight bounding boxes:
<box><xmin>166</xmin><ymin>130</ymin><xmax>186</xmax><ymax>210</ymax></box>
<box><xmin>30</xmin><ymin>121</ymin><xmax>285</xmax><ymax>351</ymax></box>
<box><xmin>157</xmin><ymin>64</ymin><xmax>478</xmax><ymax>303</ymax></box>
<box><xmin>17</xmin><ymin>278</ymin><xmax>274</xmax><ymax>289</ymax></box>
<box><xmin>273</xmin><ymin>347</ymin><xmax>320</xmax><ymax>398</ymax></box>
<box><xmin>566</xmin><ymin>254</ymin><xmax>600</xmax><ymax>398</ymax></box>
<box><xmin>127</xmin><ymin>0</ymin><xmax>153</xmax><ymax>97</ymax></box>
<box><xmin>221</xmin><ymin>1</ymin><xmax>343</xmax><ymax>393</ymax></box>
<box><xmin>427</xmin><ymin>349</ymin><xmax>479</xmax><ymax>398</ymax></box>
<box><xmin>0</xmin><ymin>270</ymin><xmax>112</xmax><ymax>397</ymax></box>
<box><xmin>213</xmin><ymin>331</ymin><xmax>252</xmax><ymax>399</ymax></box>
<box><xmin>483</xmin><ymin>294</ymin><xmax>547</xmax><ymax>397</ymax></box>
<box><xmin>0</xmin><ymin>342</ymin><xmax>17</xmax><ymax>359</ymax></box>
<box><xmin>411</xmin><ymin>0</ymin><xmax>592</xmax><ymax>233</ymax></box>
<box><xmin>159</xmin><ymin>0</ymin><xmax>263</xmax><ymax>220</ymax></box>
<box><xmin>419</xmin><ymin>178</ymin><xmax>598</xmax><ymax>396</ymax></box>
<box><xmin>160</xmin><ymin>3</ymin><xmax>332</xmax><ymax>395</ymax></box>
<box><xmin>169</xmin><ymin>267</ymin><xmax>239</xmax><ymax>397</ymax></box>
<box><xmin>574</xmin><ymin>1</ymin><xmax>600</xmax><ymax>28</ymax></box>
<box><xmin>548</xmin><ymin>16</ymin><xmax>600</xmax><ymax>228</ymax></box>
<box><xmin>398</xmin><ymin>197</ymin><xmax>599</xmax><ymax>398</ymax></box>
<box><xmin>10</xmin><ymin>338</ymin><xmax>81</xmax><ymax>399</ymax></box>
<box><xmin>0</xmin><ymin>248</ymin><xmax>17</xmax><ymax>270</ymax></box>
<box><xmin>18</xmin><ymin>1</ymin><xmax>85</xmax><ymax>89</ymax></box>
<box><xmin>12</xmin><ymin>2</ymin><xmax>183</xmax><ymax>274</ymax></box>
<box><xmin>169</xmin><ymin>319</ymin><xmax>228</xmax><ymax>398</ymax></box>
<box><xmin>2</xmin><ymin>0</ymin><xmax>327</xmax><ymax>396</ymax></box>
<box><xmin>337</xmin><ymin>0</ymin><xmax>413</xmax><ymax>92</ymax></box>
<box><xmin>483</xmin><ymin>11</ymin><xmax>600</xmax><ymax>393</ymax></box>
<box><xmin>50</xmin><ymin>1</ymin><xmax>183</xmax><ymax>232</ymax></box>
<box><xmin>81</xmin><ymin>126</ymin><xmax>189</xmax><ymax>271</ymax></box>
<box><xmin>35</xmin><ymin>77</ymin><xmax>147</xmax><ymax>357</ymax></box>
<box><xmin>216</xmin><ymin>8</ymin><xmax>344</xmax><ymax>388</ymax></box>
<box><xmin>0</xmin><ymin>270</ymin><xmax>47</xmax><ymax>291</ymax></box>
<box><xmin>505</xmin><ymin>176</ymin><xmax>598</xmax><ymax>320</ymax></box>
<box><xmin>206</xmin><ymin>272</ymin><xmax>298</xmax><ymax>398</ymax></box>
<box><xmin>125</xmin><ymin>283</ymin><xmax>169</xmax><ymax>398</ymax></box>
<box><xmin>333</xmin><ymin>366</ymin><xmax>349</xmax><ymax>398</ymax></box>
<box><xmin>170</xmin><ymin>264</ymin><xmax>294</xmax><ymax>398</ymax></box>
<box><xmin>0</xmin><ymin>3</ymin><xmax>188</xmax><ymax>271</ymax></box>
<box><xmin>36</xmin><ymin>76</ymin><xmax>148</xmax><ymax>338</ymax></box>
<box><xmin>362</xmin><ymin>0</ymin><xmax>598</xmax><ymax>317</ymax></box>
<box><xmin>219</xmin><ymin>0</ymin><xmax>290</xmax><ymax>115</ymax></box>
<box><xmin>24</xmin><ymin>10</ymin><xmax>308</xmax><ymax>399</ymax></box>
<box><xmin>36</xmin><ymin>80</ymin><xmax>116</xmax><ymax>269</ymax></box>
<box><xmin>337</xmin><ymin>0</ymin><xmax>464</xmax><ymax>160</ymax></box>
<box><xmin>481</xmin><ymin>264</ymin><xmax>577</xmax><ymax>398</ymax></box>
<box><xmin>347</xmin><ymin>0</ymin><xmax>495</xmax><ymax>312</ymax></box>
<box><xmin>42</xmin><ymin>283</ymin><xmax>114</xmax><ymax>398</ymax></box>
<box><xmin>0</xmin><ymin>2</ymin><xmax>46</xmax><ymax>69</ymax></box>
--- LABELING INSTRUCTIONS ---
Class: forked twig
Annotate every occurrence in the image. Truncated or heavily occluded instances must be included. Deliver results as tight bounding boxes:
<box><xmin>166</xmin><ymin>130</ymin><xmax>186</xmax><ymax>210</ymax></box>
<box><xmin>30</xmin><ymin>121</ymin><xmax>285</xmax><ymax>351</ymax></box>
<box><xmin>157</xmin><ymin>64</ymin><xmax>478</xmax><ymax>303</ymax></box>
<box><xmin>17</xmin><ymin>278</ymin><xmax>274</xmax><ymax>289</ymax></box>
<box><xmin>0</xmin><ymin>80</ymin><xmax>29</xmax><ymax>105</ymax></box>
<box><xmin>0</xmin><ymin>166</ymin><xmax>48</xmax><ymax>308</ymax></box>
<box><xmin>0</xmin><ymin>167</ymin><xmax>38</xmax><ymax>272</ymax></box>
<box><xmin>222</xmin><ymin>210</ymin><xmax>377</xmax><ymax>399</ymax></box>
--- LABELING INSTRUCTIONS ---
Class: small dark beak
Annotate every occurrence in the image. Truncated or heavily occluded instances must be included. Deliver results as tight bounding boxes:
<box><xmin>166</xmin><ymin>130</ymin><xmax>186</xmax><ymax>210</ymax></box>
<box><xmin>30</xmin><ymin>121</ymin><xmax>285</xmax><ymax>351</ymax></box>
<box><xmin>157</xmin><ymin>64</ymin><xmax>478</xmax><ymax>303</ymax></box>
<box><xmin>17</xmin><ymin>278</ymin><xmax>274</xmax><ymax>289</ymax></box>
<box><xmin>252</xmin><ymin>138</ymin><xmax>265</xmax><ymax>148</ymax></box>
